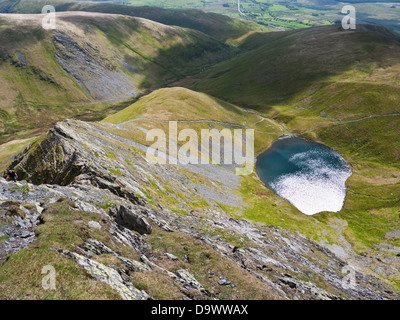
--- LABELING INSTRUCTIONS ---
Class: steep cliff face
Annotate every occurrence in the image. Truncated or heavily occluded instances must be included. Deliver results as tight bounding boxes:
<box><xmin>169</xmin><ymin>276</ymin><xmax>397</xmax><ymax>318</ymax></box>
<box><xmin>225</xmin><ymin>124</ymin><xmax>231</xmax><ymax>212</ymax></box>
<box><xmin>1</xmin><ymin>118</ymin><xmax>398</xmax><ymax>300</ymax></box>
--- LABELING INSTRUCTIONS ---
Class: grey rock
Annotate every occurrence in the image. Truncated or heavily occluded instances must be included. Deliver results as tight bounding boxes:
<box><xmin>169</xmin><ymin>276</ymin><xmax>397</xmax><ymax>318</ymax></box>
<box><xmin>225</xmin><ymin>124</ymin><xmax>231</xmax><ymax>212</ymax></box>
<box><xmin>112</xmin><ymin>205</ymin><xmax>152</xmax><ymax>235</ymax></box>
<box><xmin>165</xmin><ymin>253</ymin><xmax>179</xmax><ymax>260</ymax></box>
<box><xmin>218</xmin><ymin>278</ymin><xmax>231</xmax><ymax>286</ymax></box>
<box><xmin>15</xmin><ymin>51</ymin><xmax>26</xmax><ymax>67</ymax></box>
<box><xmin>384</xmin><ymin>230</ymin><xmax>400</xmax><ymax>240</ymax></box>
<box><xmin>119</xmin><ymin>256</ymin><xmax>151</xmax><ymax>273</ymax></box>
<box><xmin>20</xmin><ymin>231</ymin><xmax>32</xmax><ymax>239</ymax></box>
<box><xmin>78</xmin><ymin>238</ymin><xmax>115</xmax><ymax>257</ymax></box>
<box><xmin>53</xmin><ymin>31</ymin><xmax>139</xmax><ymax>104</ymax></box>
<box><xmin>66</xmin><ymin>251</ymin><xmax>151</xmax><ymax>300</ymax></box>
<box><xmin>15</xmin><ymin>220</ymin><xmax>32</xmax><ymax>229</ymax></box>
<box><xmin>88</xmin><ymin>221</ymin><xmax>102</xmax><ymax>230</ymax></box>
<box><xmin>175</xmin><ymin>269</ymin><xmax>211</xmax><ymax>295</ymax></box>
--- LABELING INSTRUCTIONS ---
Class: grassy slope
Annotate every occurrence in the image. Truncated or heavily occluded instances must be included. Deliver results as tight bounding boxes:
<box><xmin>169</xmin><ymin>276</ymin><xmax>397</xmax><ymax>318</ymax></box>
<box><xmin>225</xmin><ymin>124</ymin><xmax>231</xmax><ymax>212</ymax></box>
<box><xmin>0</xmin><ymin>1</ymin><xmax>267</xmax><ymax>158</ymax></box>
<box><xmin>0</xmin><ymin>199</ymin><xmax>123</xmax><ymax>299</ymax></box>
<box><xmin>103</xmin><ymin>86</ymin><xmax>261</xmax><ymax>124</ymax></box>
<box><xmin>102</xmin><ymin>87</ymin><xmax>281</xmax><ymax>155</ymax></box>
<box><xmin>100</xmin><ymin>85</ymin><xmax>399</xmax><ymax>253</ymax></box>
<box><xmin>190</xmin><ymin>24</ymin><xmax>400</xmax><ymax>163</ymax></box>
<box><xmin>192</xmin><ymin>24</ymin><xmax>400</xmax><ymax>110</ymax></box>
<box><xmin>0</xmin><ymin>197</ymin><xmax>281</xmax><ymax>300</ymax></box>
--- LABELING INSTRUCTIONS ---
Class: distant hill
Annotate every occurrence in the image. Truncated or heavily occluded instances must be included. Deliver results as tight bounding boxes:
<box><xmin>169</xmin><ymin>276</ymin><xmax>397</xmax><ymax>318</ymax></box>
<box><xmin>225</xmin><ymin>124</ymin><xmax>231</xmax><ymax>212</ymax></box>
<box><xmin>191</xmin><ymin>24</ymin><xmax>400</xmax><ymax>113</ymax></box>
<box><xmin>63</xmin><ymin>0</ymin><xmax>400</xmax><ymax>32</ymax></box>
<box><xmin>0</xmin><ymin>0</ymin><xmax>269</xmax><ymax>42</ymax></box>
<box><xmin>187</xmin><ymin>24</ymin><xmax>400</xmax><ymax>166</ymax></box>
<box><xmin>0</xmin><ymin>11</ymin><xmax>234</xmax><ymax>145</ymax></box>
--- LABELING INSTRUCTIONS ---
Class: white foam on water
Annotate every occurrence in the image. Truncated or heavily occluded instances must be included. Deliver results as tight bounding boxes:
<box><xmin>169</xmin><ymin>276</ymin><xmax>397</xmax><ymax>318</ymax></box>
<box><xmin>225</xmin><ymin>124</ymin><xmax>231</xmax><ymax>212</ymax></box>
<box><xmin>270</xmin><ymin>149</ymin><xmax>352</xmax><ymax>215</ymax></box>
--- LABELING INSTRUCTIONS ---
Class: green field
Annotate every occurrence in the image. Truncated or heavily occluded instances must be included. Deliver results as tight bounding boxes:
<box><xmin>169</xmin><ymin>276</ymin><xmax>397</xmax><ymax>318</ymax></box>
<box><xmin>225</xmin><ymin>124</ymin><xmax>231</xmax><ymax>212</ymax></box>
<box><xmin>3</xmin><ymin>0</ymin><xmax>400</xmax><ymax>32</ymax></box>
<box><xmin>116</xmin><ymin>0</ymin><xmax>400</xmax><ymax>32</ymax></box>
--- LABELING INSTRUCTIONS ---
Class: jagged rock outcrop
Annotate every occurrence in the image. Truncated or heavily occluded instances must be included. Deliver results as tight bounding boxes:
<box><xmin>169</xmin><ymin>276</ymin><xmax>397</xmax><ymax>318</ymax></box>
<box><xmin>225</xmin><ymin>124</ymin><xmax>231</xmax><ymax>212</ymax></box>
<box><xmin>64</xmin><ymin>251</ymin><xmax>151</xmax><ymax>301</ymax></box>
<box><xmin>10</xmin><ymin>120</ymin><xmax>145</xmax><ymax>206</ymax></box>
<box><xmin>0</xmin><ymin>199</ymin><xmax>40</xmax><ymax>264</ymax></box>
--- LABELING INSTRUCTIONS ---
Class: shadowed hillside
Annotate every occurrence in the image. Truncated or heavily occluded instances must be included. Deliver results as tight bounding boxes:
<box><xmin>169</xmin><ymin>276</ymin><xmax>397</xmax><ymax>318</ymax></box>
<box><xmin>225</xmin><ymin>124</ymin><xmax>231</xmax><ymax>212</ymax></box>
<box><xmin>185</xmin><ymin>24</ymin><xmax>400</xmax><ymax>166</ymax></box>
<box><xmin>191</xmin><ymin>24</ymin><xmax>400</xmax><ymax>111</ymax></box>
<box><xmin>0</xmin><ymin>0</ymin><xmax>269</xmax><ymax>42</ymax></box>
<box><xmin>0</xmin><ymin>11</ymin><xmax>234</xmax><ymax>146</ymax></box>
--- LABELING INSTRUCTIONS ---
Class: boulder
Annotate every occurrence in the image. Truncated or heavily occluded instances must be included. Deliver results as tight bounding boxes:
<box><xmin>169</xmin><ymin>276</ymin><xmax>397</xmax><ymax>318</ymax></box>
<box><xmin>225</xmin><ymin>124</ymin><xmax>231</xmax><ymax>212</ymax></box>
<box><xmin>110</xmin><ymin>205</ymin><xmax>152</xmax><ymax>235</ymax></box>
<box><xmin>88</xmin><ymin>221</ymin><xmax>102</xmax><ymax>230</ymax></box>
<box><xmin>66</xmin><ymin>251</ymin><xmax>151</xmax><ymax>300</ymax></box>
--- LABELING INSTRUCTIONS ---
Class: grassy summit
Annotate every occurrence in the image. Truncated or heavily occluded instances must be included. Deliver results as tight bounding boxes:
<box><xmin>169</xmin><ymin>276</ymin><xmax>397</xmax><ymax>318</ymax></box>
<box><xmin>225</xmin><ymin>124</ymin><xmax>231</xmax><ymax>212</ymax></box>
<box><xmin>102</xmin><ymin>87</ymin><xmax>282</xmax><ymax>156</ymax></box>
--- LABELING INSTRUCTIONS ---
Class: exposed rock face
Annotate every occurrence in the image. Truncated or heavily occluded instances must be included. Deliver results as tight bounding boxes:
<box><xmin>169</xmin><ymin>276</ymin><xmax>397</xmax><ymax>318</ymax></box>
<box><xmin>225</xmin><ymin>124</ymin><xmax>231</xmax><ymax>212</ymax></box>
<box><xmin>0</xmin><ymin>198</ymin><xmax>40</xmax><ymax>264</ymax></box>
<box><xmin>2</xmin><ymin>119</ymin><xmax>400</xmax><ymax>300</ymax></box>
<box><xmin>384</xmin><ymin>230</ymin><xmax>400</xmax><ymax>240</ymax></box>
<box><xmin>10</xmin><ymin>120</ymin><xmax>147</xmax><ymax>204</ymax></box>
<box><xmin>11</xmin><ymin>119</ymin><xmax>240</xmax><ymax>208</ymax></box>
<box><xmin>53</xmin><ymin>31</ymin><xmax>140</xmax><ymax>104</ymax></box>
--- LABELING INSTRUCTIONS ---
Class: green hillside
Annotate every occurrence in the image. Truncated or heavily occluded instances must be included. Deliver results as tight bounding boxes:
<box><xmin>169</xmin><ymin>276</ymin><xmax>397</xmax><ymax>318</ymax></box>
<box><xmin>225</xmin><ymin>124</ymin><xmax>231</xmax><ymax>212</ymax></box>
<box><xmin>98</xmin><ymin>23</ymin><xmax>400</xmax><ymax>279</ymax></box>
<box><xmin>0</xmin><ymin>11</ymin><xmax>234</xmax><ymax>148</ymax></box>
<box><xmin>191</xmin><ymin>24</ymin><xmax>400</xmax><ymax>110</ymax></box>
<box><xmin>3</xmin><ymin>0</ymin><xmax>400</xmax><ymax>33</ymax></box>
<box><xmin>102</xmin><ymin>87</ymin><xmax>282</xmax><ymax>155</ymax></box>
<box><xmin>189</xmin><ymin>24</ymin><xmax>400</xmax><ymax>163</ymax></box>
<box><xmin>165</xmin><ymin>23</ymin><xmax>400</xmax><ymax>265</ymax></box>
<box><xmin>0</xmin><ymin>0</ymin><xmax>269</xmax><ymax>43</ymax></box>
<box><xmin>98</xmin><ymin>85</ymin><xmax>399</xmax><ymax>276</ymax></box>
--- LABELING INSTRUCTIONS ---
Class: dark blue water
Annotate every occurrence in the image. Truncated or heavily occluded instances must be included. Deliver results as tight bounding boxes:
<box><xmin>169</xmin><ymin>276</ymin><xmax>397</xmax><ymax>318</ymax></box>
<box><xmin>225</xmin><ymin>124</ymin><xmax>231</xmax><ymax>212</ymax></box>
<box><xmin>256</xmin><ymin>136</ymin><xmax>352</xmax><ymax>215</ymax></box>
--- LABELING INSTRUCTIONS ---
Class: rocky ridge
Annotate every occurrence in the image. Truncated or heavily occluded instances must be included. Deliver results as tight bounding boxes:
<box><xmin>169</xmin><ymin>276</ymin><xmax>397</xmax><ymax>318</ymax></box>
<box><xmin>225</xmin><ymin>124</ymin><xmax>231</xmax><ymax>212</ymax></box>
<box><xmin>0</xmin><ymin>118</ymin><xmax>399</xmax><ymax>300</ymax></box>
